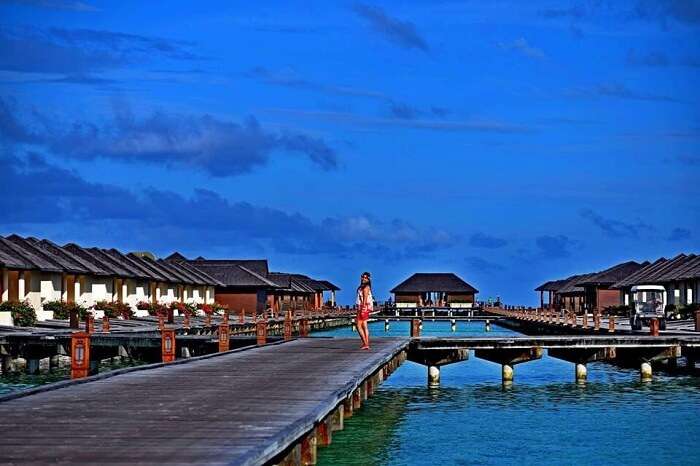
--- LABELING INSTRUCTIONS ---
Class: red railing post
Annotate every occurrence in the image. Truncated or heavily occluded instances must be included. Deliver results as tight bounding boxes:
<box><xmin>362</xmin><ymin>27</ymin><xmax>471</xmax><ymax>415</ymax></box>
<box><xmin>161</xmin><ymin>328</ymin><xmax>176</xmax><ymax>363</ymax></box>
<box><xmin>299</xmin><ymin>318</ymin><xmax>309</xmax><ymax>337</ymax></box>
<box><xmin>71</xmin><ymin>331</ymin><xmax>90</xmax><ymax>379</ymax></box>
<box><xmin>101</xmin><ymin>315</ymin><xmax>110</xmax><ymax>333</ymax></box>
<box><xmin>239</xmin><ymin>308</ymin><xmax>245</xmax><ymax>324</ymax></box>
<box><xmin>608</xmin><ymin>315</ymin><xmax>616</xmax><ymax>333</ymax></box>
<box><xmin>85</xmin><ymin>314</ymin><xmax>94</xmax><ymax>335</ymax></box>
<box><xmin>183</xmin><ymin>312</ymin><xmax>190</xmax><ymax>330</ymax></box>
<box><xmin>411</xmin><ymin>319</ymin><xmax>421</xmax><ymax>337</ymax></box>
<box><xmin>218</xmin><ymin>322</ymin><xmax>230</xmax><ymax>352</ymax></box>
<box><xmin>158</xmin><ymin>314</ymin><xmax>165</xmax><ymax>331</ymax></box>
<box><xmin>284</xmin><ymin>310</ymin><xmax>293</xmax><ymax>341</ymax></box>
<box><xmin>649</xmin><ymin>318</ymin><xmax>660</xmax><ymax>336</ymax></box>
<box><xmin>256</xmin><ymin>319</ymin><xmax>267</xmax><ymax>345</ymax></box>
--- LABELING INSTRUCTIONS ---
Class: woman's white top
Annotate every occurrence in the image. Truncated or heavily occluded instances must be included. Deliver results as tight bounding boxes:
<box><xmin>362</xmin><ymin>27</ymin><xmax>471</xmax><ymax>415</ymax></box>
<box><xmin>356</xmin><ymin>286</ymin><xmax>373</xmax><ymax>306</ymax></box>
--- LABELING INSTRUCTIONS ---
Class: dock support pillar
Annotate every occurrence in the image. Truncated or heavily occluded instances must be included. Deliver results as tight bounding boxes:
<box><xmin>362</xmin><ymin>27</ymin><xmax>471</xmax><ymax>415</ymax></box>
<box><xmin>1</xmin><ymin>355</ymin><xmax>13</xmax><ymax>374</ymax></box>
<box><xmin>428</xmin><ymin>365</ymin><xmax>440</xmax><ymax>388</ymax></box>
<box><xmin>301</xmin><ymin>428</ymin><xmax>317</xmax><ymax>465</ymax></box>
<box><xmin>316</xmin><ymin>418</ymin><xmax>332</xmax><ymax>446</ymax></box>
<box><xmin>25</xmin><ymin>358</ymin><xmax>40</xmax><ymax>375</ymax></box>
<box><xmin>49</xmin><ymin>354</ymin><xmax>59</xmax><ymax>372</ymax></box>
<box><xmin>575</xmin><ymin>363</ymin><xmax>587</xmax><ymax>384</ymax></box>
<box><xmin>343</xmin><ymin>396</ymin><xmax>354</xmax><ymax>418</ymax></box>
<box><xmin>352</xmin><ymin>388</ymin><xmax>361</xmax><ymax>411</ymax></box>
<box><xmin>330</xmin><ymin>405</ymin><xmax>344</xmax><ymax>431</ymax></box>
<box><xmin>502</xmin><ymin>364</ymin><xmax>514</xmax><ymax>385</ymax></box>
<box><xmin>640</xmin><ymin>362</ymin><xmax>653</xmax><ymax>381</ymax></box>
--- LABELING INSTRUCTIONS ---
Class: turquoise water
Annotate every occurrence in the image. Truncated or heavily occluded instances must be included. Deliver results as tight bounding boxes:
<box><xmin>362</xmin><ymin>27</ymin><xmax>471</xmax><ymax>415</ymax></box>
<box><xmin>315</xmin><ymin>320</ymin><xmax>700</xmax><ymax>466</ymax></box>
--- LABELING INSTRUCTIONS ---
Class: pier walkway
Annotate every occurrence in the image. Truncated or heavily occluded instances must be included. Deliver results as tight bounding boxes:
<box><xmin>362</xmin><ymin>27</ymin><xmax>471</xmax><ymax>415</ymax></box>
<box><xmin>0</xmin><ymin>337</ymin><xmax>408</xmax><ymax>466</ymax></box>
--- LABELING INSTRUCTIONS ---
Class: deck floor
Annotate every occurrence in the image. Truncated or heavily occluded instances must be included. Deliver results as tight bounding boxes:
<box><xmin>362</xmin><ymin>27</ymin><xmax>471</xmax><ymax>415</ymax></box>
<box><xmin>0</xmin><ymin>337</ymin><xmax>408</xmax><ymax>465</ymax></box>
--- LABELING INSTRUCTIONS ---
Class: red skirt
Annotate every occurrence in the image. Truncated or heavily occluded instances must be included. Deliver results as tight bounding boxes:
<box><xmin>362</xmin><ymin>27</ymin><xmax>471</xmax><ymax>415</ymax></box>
<box><xmin>357</xmin><ymin>304</ymin><xmax>371</xmax><ymax>321</ymax></box>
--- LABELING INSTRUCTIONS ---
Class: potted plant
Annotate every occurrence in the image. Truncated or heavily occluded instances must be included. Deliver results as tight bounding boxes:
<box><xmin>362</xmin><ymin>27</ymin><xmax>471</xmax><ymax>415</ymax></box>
<box><xmin>0</xmin><ymin>301</ymin><xmax>37</xmax><ymax>327</ymax></box>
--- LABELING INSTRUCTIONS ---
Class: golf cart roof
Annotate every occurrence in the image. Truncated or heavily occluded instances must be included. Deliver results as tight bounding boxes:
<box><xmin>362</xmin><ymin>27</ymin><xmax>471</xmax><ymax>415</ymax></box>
<box><xmin>631</xmin><ymin>285</ymin><xmax>665</xmax><ymax>292</ymax></box>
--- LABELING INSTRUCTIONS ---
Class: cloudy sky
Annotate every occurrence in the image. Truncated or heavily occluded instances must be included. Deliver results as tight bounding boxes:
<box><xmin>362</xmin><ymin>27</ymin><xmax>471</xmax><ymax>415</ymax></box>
<box><xmin>1</xmin><ymin>0</ymin><xmax>698</xmax><ymax>304</ymax></box>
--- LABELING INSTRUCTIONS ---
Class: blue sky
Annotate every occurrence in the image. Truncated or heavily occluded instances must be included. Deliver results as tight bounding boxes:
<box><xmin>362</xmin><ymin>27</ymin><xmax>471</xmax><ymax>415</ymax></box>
<box><xmin>1</xmin><ymin>0</ymin><xmax>698</xmax><ymax>304</ymax></box>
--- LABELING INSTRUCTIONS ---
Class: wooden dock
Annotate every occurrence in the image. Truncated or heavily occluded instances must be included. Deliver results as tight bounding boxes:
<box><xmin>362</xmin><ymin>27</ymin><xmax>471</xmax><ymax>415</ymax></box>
<box><xmin>0</xmin><ymin>337</ymin><xmax>408</xmax><ymax>465</ymax></box>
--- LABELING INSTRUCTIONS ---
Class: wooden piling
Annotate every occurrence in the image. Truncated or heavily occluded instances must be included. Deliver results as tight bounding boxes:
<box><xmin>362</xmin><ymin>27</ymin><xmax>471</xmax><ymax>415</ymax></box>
<box><xmin>300</xmin><ymin>428</ymin><xmax>317</xmax><ymax>465</ymax></box>
<box><xmin>316</xmin><ymin>418</ymin><xmax>332</xmax><ymax>446</ymax></box>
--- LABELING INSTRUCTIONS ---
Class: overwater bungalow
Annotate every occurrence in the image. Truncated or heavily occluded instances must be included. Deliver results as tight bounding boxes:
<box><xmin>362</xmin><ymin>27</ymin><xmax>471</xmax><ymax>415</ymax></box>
<box><xmin>577</xmin><ymin>260</ymin><xmax>649</xmax><ymax>311</ymax></box>
<box><xmin>0</xmin><ymin>235</ymin><xmax>220</xmax><ymax>324</ymax></box>
<box><xmin>612</xmin><ymin>254</ymin><xmax>699</xmax><ymax>308</ymax></box>
<box><xmin>167</xmin><ymin>254</ymin><xmax>340</xmax><ymax>317</ymax></box>
<box><xmin>390</xmin><ymin>273</ymin><xmax>478</xmax><ymax>309</ymax></box>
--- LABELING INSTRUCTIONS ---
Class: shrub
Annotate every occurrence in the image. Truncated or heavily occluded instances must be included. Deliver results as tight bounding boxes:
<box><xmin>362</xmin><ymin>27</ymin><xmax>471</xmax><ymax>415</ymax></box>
<box><xmin>136</xmin><ymin>301</ymin><xmax>151</xmax><ymax>311</ymax></box>
<box><xmin>679</xmin><ymin>303</ymin><xmax>699</xmax><ymax>320</ymax></box>
<box><xmin>148</xmin><ymin>303</ymin><xmax>168</xmax><ymax>317</ymax></box>
<box><xmin>0</xmin><ymin>301</ymin><xmax>37</xmax><ymax>327</ymax></box>
<box><xmin>93</xmin><ymin>300</ymin><xmax>118</xmax><ymax>318</ymax></box>
<box><xmin>604</xmin><ymin>305</ymin><xmax>630</xmax><ymax>317</ymax></box>
<box><xmin>41</xmin><ymin>301</ymin><xmax>89</xmax><ymax>320</ymax></box>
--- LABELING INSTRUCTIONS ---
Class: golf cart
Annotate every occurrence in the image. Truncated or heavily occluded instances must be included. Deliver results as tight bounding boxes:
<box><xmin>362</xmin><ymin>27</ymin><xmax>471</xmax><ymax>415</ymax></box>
<box><xmin>629</xmin><ymin>285</ymin><xmax>667</xmax><ymax>331</ymax></box>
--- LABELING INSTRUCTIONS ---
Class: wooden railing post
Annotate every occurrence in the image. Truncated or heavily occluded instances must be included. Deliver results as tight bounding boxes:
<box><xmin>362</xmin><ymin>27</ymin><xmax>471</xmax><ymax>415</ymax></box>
<box><xmin>218</xmin><ymin>322</ymin><xmax>230</xmax><ymax>352</ymax></box>
<box><xmin>158</xmin><ymin>315</ymin><xmax>165</xmax><ymax>331</ymax></box>
<box><xmin>649</xmin><ymin>318</ymin><xmax>660</xmax><ymax>336</ymax></box>
<box><xmin>239</xmin><ymin>308</ymin><xmax>245</xmax><ymax>324</ymax></box>
<box><xmin>70</xmin><ymin>331</ymin><xmax>90</xmax><ymax>379</ymax></box>
<box><xmin>411</xmin><ymin>319</ymin><xmax>421</xmax><ymax>337</ymax></box>
<box><xmin>284</xmin><ymin>310</ymin><xmax>293</xmax><ymax>341</ymax></box>
<box><xmin>85</xmin><ymin>314</ymin><xmax>94</xmax><ymax>335</ymax></box>
<box><xmin>161</xmin><ymin>328</ymin><xmax>176</xmax><ymax>363</ymax></box>
<box><xmin>101</xmin><ymin>315</ymin><xmax>110</xmax><ymax>333</ymax></box>
<box><xmin>256</xmin><ymin>319</ymin><xmax>267</xmax><ymax>345</ymax></box>
<box><xmin>299</xmin><ymin>318</ymin><xmax>309</xmax><ymax>337</ymax></box>
<box><xmin>183</xmin><ymin>312</ymin><xmax>190</xmax><ymax>330</ymax></box>
<box><xmin>608</xmin><ymin>315</ymin><xmax>616</xmax><ymax>333</ymax></box>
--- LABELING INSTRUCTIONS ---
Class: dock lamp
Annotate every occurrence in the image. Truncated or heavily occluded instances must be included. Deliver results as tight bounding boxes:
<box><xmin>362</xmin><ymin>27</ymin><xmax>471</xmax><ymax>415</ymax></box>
<box><xmin>70</xmin><ymin>331</ymin><xmax>90</xmax><ymax>379</ymax></box>
<box><xmin>161</xmin><ymin>328</ymin><xmax>176</xmax><ymax>363</ymax></box>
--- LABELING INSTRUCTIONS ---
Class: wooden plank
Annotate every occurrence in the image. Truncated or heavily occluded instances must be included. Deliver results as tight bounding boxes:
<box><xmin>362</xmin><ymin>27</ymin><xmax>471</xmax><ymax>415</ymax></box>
<box><xmin>0</xmin><ymin>337</ymin><xmax>408</xmax><ymax>466</ymax></box>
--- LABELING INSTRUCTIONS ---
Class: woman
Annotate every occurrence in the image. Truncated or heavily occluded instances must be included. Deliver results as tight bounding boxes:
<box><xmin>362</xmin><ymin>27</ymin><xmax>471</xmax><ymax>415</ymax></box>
<box><xmin>356</xmin><ymin>272</ymin><xmax>373</xmax><ymax>350</ymax></box>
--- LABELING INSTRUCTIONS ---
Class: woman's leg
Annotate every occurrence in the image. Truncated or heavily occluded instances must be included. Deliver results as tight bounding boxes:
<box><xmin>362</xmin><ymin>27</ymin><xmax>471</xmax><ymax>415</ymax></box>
<box><xmin>363</xmin><ymin>320</ymin><xmax>370</xmax><ymax>348</ymax></box>
<box><xmin>357</xmin><ymin>318</ymin><xmax>367</xmax><ymax>346</ymax></box>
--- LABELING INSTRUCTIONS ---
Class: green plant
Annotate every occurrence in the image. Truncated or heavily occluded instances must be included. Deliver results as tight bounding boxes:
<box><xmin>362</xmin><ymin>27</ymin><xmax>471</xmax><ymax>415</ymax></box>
<box><xmin>678</xmin><ymin>303</ymin><xmax>699</xmax><ymax>320</ymax></box>
<box><xmin>604</xmin><ymin>305</ymin><xmax>630</xmax><ymax>317</ymax></box>
<box><xmin>41</xmin><ymin>301</ymin><xmax>88</xmax><ymax>319</ymax></box>
<box><xmin>0</xmin><ymin>301</ymin><xmax>37</xmax><ymax>327</ymax></box>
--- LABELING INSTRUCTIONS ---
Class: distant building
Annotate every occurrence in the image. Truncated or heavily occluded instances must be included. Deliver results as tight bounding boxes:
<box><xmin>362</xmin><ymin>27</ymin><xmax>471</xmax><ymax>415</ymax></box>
<box><xmin>537</xmin><ymin>255</ymin><xmax>699</xmax><ymax>313</ymax></box>
<box><xmin>390</xmin><ymin>273</ymin><xmax>478</xmax><ymax>308</ymax></box>
<box><xmin>167</xmin><ymin>255</ymin><xmax>340</xmax><ymax>317</ymax></box>
<box><xmin>612</xmin><ymin>254</ymin><xmax>699</xmax><ymax>308</ymax></box>
<box><xmin>0</xmin><ymin>235</ymin><xmax>220</xmax><ymax>325</ymax></box>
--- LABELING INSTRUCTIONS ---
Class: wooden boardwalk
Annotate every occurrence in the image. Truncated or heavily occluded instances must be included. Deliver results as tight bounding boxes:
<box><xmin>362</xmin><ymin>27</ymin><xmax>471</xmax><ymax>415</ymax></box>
<box><xmin>0</xmin><ymin>337</ymin><xmax>408</xmax><ymax>465</ymax></box>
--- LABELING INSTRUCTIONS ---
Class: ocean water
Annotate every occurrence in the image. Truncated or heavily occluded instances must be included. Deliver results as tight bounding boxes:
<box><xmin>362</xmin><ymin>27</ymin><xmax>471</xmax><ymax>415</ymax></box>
<box><xmin>315</xmin><ymin>320</ymin><xmax>700</xmax><ymax>466</ymax></box>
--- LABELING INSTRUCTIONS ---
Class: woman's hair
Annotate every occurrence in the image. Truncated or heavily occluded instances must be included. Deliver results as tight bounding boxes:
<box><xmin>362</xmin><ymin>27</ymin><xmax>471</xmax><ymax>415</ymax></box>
<box><xmin>358</xmin><ymin>272</ymin><xmax>372</xmax><ymax>291</ymax></box>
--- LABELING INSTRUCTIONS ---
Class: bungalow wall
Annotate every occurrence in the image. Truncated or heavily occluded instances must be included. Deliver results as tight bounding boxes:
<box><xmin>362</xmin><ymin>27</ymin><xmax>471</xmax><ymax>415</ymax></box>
<box><xmin>216</xmin><ymin>288</ymin><xmax>267</xmax><ymax>315</ymax></box>
<box><xmin>394</xmin><ymin>293</ymin><xmax>420</xmax><ymax>308</ymax></box>
<box><xmin>447</xmin><ymin>293</ymin><xmax>474</xmax><ymax>308</ymax></box>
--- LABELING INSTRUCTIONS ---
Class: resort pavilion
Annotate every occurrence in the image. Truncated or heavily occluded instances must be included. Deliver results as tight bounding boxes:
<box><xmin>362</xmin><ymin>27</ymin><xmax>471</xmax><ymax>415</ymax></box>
<box><xmin>166</xmin><ymin>254</ymin><xmax>340</xmax><ymax>318</ymax></box>
<box><xmin>0</xmin><ymin>234</ymin><xmax>220</xmax><ymax>325</ymax></box>
<box><xmin>537</xmin><ymin>254</ymin><xmax>699</xmax><ymax>315</ymax></box>
<box><xmin>390</xmin><ymin>272</ymin><xmax>478</xmax><ymax>309</ymax></box>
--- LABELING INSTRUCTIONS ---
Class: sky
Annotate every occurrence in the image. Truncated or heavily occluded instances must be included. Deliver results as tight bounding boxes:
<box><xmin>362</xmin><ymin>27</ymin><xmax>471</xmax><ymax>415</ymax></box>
<box><xmin>0</xmin><ymin>0</ymin><xmax>698</xmax><ymax>305</ymax></box>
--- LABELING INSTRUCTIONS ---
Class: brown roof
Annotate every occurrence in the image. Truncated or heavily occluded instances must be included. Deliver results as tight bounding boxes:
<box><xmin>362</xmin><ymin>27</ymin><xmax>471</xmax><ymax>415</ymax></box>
<box><xmin>577</xmin><ymin>261</ymin><xmax>649</xmax><ymax>286</ymax></box>
<box><xmin>611</xmin><ymin>254</ymin><xmax>697</xmax><ymax>288</ymax></box>
<box><xmin>391</xmin><ymin>273</ymin><xmax>478</xmax><ymax>294</ymax></box>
